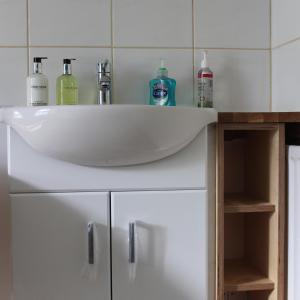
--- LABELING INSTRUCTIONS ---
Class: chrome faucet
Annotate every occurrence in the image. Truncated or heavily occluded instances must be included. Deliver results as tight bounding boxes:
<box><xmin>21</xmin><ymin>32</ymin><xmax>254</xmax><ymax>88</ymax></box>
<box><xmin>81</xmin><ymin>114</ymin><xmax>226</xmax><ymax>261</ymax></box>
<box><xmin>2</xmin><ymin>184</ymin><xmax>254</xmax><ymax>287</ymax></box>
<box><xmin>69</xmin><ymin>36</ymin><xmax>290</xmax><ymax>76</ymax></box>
<box><xmin>97</xmin><ymin>60</ymin><xmax>112</xmax><ymax>104</ymax></box>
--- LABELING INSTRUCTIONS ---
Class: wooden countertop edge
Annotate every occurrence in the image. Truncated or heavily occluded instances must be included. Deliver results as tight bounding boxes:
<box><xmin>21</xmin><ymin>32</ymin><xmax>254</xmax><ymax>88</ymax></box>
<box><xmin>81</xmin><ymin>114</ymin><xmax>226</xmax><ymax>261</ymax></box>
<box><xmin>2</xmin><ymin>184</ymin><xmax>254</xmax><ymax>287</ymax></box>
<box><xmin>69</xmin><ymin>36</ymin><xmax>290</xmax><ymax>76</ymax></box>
<box><xmin>218</xmin><ymin>112</ymin><xmax>300</xmax><ymax>123</ymax></box>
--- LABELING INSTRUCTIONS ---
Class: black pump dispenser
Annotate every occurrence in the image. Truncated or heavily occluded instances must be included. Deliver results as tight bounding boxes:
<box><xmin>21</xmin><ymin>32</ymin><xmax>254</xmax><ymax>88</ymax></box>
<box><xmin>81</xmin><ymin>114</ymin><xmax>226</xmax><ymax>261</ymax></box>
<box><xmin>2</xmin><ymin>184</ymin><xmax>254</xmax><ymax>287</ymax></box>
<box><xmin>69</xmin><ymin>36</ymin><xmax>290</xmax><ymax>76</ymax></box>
<box><xmin>33</xmin><ymin>57</ymin><xmax>47</xmax><ymax>74</ymax></box>
<box><xmin>63</xmin><ymin>58</ymin><xmax>76</xmax><ymax>75</ymax></box>
<box><xmin>33</xmin><ymin>57</ymin><xmax>48</xmax><ymax>63</ymax></box>
<box><xmin>63</xmin><ymin>58</ymin><xmax>76</xmax><ymax>64</ymax></box>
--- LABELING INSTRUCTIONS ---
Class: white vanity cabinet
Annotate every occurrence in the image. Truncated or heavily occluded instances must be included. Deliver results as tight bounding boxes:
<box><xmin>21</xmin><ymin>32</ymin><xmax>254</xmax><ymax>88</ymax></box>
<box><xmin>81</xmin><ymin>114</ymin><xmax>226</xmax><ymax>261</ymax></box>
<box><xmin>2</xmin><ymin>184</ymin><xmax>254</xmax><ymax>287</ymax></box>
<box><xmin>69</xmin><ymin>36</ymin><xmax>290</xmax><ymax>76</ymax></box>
<box><xmin>7</xmin><ymin>123</ymin><xmax>215</xmax><ymax>300</ymax></box>
<box><xmin>111</xmin><ymin>190</ymin><xmax>209</xmax><ymax>300</ymax></box>
<box><xmin>11</xmin><ymin>192</ymin><xmax>110</xmax><ymax>300</ymax></box>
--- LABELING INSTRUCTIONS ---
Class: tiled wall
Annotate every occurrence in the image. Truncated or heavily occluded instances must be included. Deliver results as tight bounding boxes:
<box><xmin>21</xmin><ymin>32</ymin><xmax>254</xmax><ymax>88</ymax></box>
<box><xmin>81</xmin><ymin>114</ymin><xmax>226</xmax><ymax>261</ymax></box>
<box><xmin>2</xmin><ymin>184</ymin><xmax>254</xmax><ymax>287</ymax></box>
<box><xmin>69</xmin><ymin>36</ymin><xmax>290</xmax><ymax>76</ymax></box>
<box><xmin>0</xmin><ymin>0</ymin><xmax>271</xmax><ymax>111</ymax></box>
<box><xmin>272</xmin><ymin>0</ymin><xmax>300</xmax><ymax>111</ymax></box>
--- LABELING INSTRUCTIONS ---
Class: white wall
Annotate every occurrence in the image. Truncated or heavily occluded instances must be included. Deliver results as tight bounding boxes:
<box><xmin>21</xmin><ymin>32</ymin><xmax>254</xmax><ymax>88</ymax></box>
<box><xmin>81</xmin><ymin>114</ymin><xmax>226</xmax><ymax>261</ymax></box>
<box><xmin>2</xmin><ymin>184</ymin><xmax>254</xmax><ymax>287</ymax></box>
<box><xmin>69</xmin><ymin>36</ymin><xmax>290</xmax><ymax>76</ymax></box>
<box><xmin>0</xmin><ymin>0</ymin><xmax>271</xmax><ymax>112</ymax></box>
<box><xmin>272</xmin><ymin>0</ymin><xmax>300</xmax><ymax>111</ymax></box>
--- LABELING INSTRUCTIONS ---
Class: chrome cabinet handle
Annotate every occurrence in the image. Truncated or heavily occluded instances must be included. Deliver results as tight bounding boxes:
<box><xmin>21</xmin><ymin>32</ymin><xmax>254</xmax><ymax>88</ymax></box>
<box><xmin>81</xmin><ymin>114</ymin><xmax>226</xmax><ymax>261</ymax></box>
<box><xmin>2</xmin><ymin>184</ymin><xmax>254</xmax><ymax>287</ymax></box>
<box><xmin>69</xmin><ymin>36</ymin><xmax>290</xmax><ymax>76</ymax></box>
<box><xmin>128</xmin><ymin>222</ymin><xmax>136</xmax><ymax>264</ymax></box>
<box><xmin>88</xmin><ymin>222</ymin><xmax>95</xmax><ymax>265</ymax></box>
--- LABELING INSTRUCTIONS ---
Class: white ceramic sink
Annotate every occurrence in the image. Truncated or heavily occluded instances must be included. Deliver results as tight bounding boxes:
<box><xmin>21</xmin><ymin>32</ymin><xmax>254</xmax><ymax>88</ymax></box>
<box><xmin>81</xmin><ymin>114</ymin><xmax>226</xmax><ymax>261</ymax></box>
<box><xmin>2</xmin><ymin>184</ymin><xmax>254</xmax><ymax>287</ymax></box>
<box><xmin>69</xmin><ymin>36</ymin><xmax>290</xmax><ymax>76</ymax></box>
<box><xmin>2</xmin><ymin>105</ymin><xmax>217</xmax><ymax>166</ymax></box>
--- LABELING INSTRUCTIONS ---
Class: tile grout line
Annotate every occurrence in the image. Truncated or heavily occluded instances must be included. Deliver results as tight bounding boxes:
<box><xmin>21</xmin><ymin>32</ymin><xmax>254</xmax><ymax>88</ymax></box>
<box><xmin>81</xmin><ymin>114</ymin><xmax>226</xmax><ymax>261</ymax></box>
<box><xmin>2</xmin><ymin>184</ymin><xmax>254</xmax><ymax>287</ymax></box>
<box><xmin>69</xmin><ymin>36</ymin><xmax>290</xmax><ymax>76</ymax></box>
<box><xmin>0</xmin><ymin>45</ymin><xmax>271</xmax><ymax>51</ymax></box>
<box><xmin>269</xmin><ymin>0</ymin><xmax>272</xmax><ymax>112</ymax></box>
<box><xmin>27</xmin><ymin>45</ymin><xmax>112</xmax><ymax>49</ymax></box>
<box><xmin>114</xmin><ymin>46</ymin><xmax>270</xmax><ymax>51</ymax></box>
<box><xmin>26</xmin><ymin>0</ymin><xmax>30</xmax><ymax>76</ymax></box>
<box><xmin>195</xmin><ymin>47</ymin><xmax>270</xmax><ymax>51</ymax></box>
<box><xmin>272</xmin><ymin>36</ymin><xmax>300</xmax><ymax>50</ymax></box>
<box><xmin>110</xmin><ymin>0</ymin><xmax>115</xmax><ymax>103</ymax></box>
<box><xmin>269</xmin><ymin>48</ymin><xmax>272</xmax><ymax>112</ymax></box>
<box><xmin>192</xmin><ymin>0</ymin><xmax>195</xmax><ymax>105</ymax></box>
<box><xmin>0</xmin><ymin>46</ymin><xmax>28</xmax><ymax>48</ymax></box>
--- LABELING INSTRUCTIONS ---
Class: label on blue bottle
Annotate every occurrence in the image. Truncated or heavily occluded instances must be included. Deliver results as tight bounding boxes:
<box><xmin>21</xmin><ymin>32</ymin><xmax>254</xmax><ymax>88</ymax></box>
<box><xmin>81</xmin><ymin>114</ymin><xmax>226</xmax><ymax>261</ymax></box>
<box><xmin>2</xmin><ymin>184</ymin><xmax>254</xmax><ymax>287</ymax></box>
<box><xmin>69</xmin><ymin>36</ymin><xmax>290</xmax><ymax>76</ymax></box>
<box><xmin>153</xmin><ymin>83</ymin><xmax>168</xmax><ymax>100</ymax></box>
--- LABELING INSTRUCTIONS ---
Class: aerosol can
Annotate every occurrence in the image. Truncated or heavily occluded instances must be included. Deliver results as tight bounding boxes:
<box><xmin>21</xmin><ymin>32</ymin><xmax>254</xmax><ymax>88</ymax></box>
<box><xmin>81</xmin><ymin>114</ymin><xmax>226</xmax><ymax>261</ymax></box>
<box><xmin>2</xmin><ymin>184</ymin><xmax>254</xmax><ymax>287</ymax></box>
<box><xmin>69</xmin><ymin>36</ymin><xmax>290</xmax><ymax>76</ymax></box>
<box><xmin>196</xmin><ymin>50</ymin><xmax>213</xmax><ymax>108</ymax></box>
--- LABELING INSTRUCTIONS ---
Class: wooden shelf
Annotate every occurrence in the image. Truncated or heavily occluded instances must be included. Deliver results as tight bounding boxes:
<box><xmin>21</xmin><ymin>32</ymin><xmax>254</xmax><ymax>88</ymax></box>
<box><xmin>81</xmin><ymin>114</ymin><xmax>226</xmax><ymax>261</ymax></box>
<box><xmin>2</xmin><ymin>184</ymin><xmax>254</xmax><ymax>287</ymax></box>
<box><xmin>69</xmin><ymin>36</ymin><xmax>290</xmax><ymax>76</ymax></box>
<box><xmin>224</xmin><ymin>194</ymin><xmax>275</xmax><ymax>213</ymax></box>
<box><xmin>219</xmin><ymin>112</ymin><xmax>300</xmax><ymax>124</ymax></box>
<box><xmin>224</xmin><ymin>259</ymin><xmax>275</xmax><ymax>292</ymax></box>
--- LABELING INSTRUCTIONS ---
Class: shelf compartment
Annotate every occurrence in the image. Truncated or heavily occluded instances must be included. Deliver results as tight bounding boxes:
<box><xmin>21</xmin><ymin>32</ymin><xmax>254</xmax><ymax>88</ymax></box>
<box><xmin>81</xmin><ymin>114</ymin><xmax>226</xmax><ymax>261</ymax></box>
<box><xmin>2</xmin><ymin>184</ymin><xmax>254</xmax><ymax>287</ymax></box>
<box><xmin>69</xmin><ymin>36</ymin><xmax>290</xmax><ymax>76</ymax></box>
<box><xmin>223</xmin><ymin>129</ymin><xmax>281</xmax><ymax>210</ymax></box>
<box><xmin>224</xmin><ymin>259</ymin><xmax>274</xmax><ymax>292</ymax></box>
<box><xmin>224</xmin><ymin>193</ymin><xmax>275</xmax><ymax>213</ymax></box>
<box><xmin>217</xmin><ymin>123</ymin><xmax>285</xmax><ymax>300</ymax></box>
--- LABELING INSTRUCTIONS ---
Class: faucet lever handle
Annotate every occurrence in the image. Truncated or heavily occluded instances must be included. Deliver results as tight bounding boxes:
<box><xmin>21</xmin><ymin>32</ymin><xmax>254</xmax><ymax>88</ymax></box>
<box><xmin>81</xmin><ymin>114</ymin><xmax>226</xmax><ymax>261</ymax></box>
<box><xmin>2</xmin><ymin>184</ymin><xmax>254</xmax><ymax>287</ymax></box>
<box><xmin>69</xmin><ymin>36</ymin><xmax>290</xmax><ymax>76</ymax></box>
<box><xmin>98</xmin><ymin>59</ymin><xmax>110</xmax><ymax>74</ymax></box>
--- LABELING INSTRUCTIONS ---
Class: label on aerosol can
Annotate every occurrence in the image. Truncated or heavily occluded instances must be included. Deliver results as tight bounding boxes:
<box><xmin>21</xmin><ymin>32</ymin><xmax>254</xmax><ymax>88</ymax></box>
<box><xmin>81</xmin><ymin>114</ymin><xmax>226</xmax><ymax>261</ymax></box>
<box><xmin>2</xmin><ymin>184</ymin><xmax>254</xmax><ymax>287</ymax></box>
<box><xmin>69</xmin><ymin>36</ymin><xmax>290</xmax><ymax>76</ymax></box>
<box><xmin>197</xmin><ymin>68</ymin><xmax>213</xmax><ymax>108</ymax></box>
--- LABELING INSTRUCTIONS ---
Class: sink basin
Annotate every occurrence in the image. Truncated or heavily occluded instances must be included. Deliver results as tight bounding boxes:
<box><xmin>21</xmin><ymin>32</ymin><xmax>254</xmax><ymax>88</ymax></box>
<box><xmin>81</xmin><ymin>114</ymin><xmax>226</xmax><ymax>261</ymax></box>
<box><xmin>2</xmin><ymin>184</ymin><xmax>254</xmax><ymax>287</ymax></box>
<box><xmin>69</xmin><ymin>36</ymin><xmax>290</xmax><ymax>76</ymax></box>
<box><xmin>2</xmin><ymin>105</ymin><xmax>217</xmax><ymax>166</ymax></box>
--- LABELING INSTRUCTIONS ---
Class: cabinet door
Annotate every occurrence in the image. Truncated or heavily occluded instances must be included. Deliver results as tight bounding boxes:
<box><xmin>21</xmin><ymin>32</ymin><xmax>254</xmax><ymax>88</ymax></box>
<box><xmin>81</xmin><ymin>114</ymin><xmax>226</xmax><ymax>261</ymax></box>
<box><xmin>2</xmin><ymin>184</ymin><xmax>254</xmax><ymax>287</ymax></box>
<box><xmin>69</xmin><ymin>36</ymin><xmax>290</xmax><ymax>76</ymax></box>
<box><xmin>111</xmin><ymin>190</ymin><xmax>209</xmax><ymax>300</ymax></box>
<box><xmin>11</xmin><ymin>192</ymin><xmax>110</xmax><ymax>300</ymax></box>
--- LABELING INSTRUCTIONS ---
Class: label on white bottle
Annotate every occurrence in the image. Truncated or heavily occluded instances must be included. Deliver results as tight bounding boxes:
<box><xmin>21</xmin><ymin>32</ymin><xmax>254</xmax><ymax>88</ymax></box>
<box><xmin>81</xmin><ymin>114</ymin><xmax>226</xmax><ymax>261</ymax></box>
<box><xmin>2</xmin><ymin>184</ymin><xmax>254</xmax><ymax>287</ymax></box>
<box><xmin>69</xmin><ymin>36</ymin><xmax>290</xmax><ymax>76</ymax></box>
<box><xmin>27</xmin><ymin>76</ymin><xmax>48</xmax><ymax>106</ymax></box>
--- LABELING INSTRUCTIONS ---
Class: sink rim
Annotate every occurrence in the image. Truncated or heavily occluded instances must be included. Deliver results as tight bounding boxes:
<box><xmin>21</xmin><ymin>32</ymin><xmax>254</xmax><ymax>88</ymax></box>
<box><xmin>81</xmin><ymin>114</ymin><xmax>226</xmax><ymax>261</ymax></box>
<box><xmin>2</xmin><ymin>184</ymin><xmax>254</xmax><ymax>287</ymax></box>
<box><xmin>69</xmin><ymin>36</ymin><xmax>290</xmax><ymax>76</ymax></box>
<box><xmin>2</xmin><ymin>105</ymin><xmax>218</xmax><ymax>167</ymax></box>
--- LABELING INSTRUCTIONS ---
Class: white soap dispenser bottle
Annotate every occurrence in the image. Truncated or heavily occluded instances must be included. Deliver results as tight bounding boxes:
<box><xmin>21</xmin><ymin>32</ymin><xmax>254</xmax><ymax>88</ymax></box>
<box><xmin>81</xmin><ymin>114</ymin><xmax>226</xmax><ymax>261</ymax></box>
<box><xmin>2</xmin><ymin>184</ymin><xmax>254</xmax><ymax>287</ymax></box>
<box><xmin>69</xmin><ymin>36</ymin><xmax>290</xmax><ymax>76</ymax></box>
<box><xmin>27</xmin><ymin>57</ymin><xmax>49</xmax><ymax>106</ymax></box>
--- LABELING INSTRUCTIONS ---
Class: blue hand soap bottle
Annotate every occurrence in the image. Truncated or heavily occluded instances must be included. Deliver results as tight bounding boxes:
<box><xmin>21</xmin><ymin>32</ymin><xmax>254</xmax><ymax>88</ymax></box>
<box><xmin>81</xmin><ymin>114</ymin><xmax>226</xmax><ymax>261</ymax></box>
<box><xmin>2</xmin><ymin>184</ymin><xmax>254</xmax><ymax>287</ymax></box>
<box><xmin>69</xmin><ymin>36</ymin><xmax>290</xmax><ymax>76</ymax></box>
<box><xmin>149</xmin><ymin>60</ymin><xmax>176</xmax><ymax>106</ymax></box>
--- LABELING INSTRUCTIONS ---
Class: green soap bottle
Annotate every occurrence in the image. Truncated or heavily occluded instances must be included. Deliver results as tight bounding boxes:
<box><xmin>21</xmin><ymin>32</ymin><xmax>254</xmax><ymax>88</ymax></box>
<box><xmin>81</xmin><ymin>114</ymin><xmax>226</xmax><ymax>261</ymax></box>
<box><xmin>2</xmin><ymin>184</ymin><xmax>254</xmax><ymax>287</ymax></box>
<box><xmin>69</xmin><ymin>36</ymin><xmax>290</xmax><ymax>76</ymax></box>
<box><xmin>56</xmin><ymin>58</ymin><xmax>78</xmax><ymax>105</ymax></box>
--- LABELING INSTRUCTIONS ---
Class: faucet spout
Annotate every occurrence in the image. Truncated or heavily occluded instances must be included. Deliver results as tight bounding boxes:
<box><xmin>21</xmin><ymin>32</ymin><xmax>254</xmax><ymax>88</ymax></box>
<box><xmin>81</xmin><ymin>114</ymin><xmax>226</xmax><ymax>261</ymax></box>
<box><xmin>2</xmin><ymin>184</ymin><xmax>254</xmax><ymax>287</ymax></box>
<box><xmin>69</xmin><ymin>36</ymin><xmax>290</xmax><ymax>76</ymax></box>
<box><xmin>97</xmin><ymin>60</ymin><xmax>112</xmax><ymax>105</ymax></box>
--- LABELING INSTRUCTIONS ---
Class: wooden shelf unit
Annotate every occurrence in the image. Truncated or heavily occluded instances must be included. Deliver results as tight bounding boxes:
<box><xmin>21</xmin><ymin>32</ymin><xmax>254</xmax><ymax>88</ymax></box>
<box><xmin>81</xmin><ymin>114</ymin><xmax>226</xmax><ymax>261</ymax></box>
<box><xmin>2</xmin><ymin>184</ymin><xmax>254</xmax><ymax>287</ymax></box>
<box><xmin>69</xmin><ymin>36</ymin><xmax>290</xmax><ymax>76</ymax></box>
<box><xmin>217</xmin><ymin>123</ymin><xmax>285</xmax><ymax>300</ymax></box>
